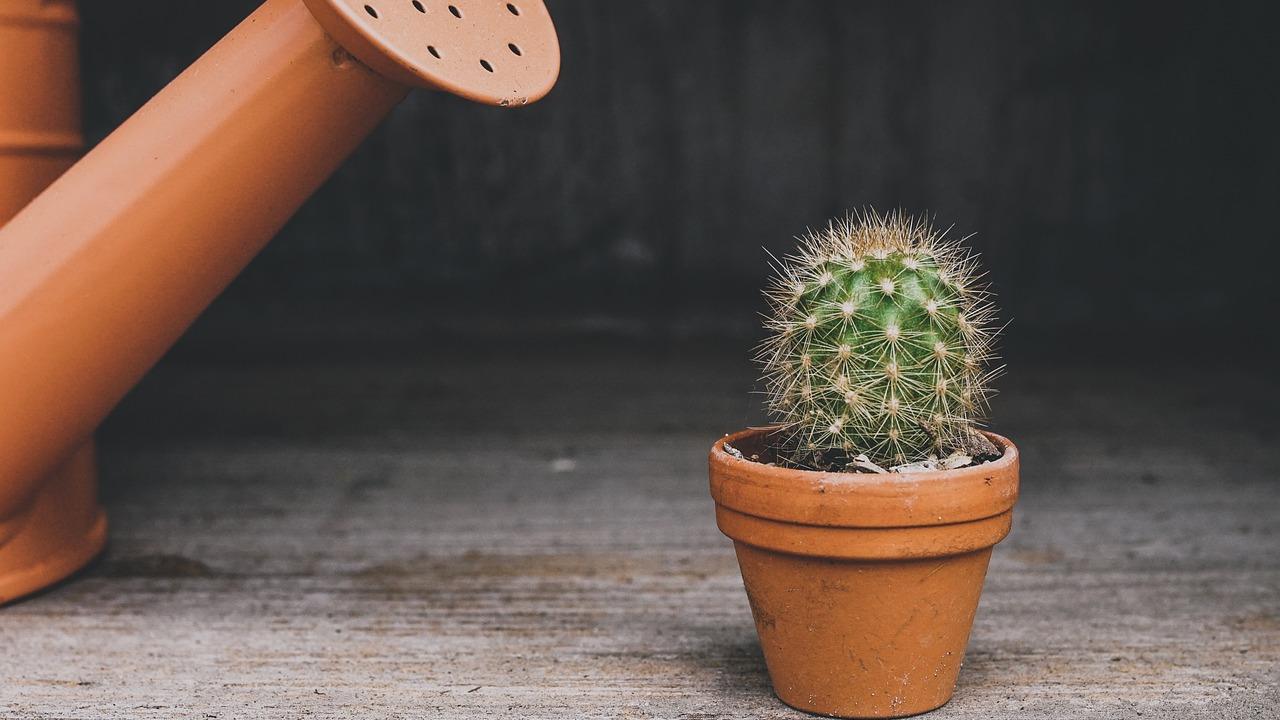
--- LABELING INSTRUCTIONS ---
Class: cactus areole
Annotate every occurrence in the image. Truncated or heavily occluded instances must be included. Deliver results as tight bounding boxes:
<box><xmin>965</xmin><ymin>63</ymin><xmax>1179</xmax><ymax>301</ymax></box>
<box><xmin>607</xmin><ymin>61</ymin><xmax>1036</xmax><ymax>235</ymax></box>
<box><xmin>760</xmin><ymin>210</ymin><xmax>1000</xmax><ymax>468</ymax></box>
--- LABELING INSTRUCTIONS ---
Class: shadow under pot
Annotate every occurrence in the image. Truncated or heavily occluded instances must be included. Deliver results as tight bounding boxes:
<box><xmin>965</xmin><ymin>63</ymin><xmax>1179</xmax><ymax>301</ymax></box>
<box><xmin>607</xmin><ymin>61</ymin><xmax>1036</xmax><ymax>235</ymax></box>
<box><xmin>708</xmin><ymin>427</ymin><xmax>1020</xmax><ymax>719</ymax></box>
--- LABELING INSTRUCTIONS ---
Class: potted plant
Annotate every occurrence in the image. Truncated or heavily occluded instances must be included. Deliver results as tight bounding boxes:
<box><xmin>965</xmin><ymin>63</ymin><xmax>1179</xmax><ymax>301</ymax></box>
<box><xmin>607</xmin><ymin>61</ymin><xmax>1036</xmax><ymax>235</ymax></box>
<box><xmin>709</xmin><ymin>211</ymin><xmax>1019</xmax><ymax>718</ymax></box>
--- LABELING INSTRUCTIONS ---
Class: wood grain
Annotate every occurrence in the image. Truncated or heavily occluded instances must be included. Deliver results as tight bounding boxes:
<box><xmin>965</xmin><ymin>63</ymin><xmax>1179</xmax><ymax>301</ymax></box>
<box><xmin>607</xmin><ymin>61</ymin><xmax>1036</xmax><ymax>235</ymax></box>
<box><xmin>75</xmin><ymin>1</ymin><xmax>1279</xmax><ymax>333</ymax></box>
<box><xmin>1</xmin><ymin>342</ymin><xmax>1276</xmax><ymax>718</ymax></box>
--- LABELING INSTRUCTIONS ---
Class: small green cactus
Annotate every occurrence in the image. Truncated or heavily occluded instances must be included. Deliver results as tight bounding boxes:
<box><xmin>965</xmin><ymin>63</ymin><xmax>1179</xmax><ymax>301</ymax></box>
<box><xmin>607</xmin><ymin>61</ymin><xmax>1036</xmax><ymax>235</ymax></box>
<box><xmin>759</xmin><ymin>210</ymin><xmax>1000</xmax><ymax>469</ymax></box>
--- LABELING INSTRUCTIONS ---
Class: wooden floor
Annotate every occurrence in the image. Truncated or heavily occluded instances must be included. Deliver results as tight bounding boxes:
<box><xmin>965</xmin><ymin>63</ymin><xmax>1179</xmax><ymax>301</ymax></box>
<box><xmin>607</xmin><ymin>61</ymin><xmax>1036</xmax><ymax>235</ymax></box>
<box><xmin>2</xmin><ymin>339</ymin><xmax>1277</xmax><ymax>718</ymax></box>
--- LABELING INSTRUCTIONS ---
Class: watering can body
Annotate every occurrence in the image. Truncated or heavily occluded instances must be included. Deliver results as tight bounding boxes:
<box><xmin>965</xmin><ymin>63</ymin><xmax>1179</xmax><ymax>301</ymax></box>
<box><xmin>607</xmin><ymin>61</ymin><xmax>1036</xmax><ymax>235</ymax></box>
<box><xmin>0</xmin><ymin>0</ymin><xmax>558</xmax><ymax>603</ymax></box>
<box><xmin>0</xmin><ymin>0</ymin><xmax>105</xmax><ymax>603</ymax></box>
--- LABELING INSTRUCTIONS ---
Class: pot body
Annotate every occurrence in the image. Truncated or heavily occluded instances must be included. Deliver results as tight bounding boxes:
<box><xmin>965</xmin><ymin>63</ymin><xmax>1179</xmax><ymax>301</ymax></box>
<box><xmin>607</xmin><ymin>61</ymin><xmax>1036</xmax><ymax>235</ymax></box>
<box><xmin>709</xmin><ymin>427</ymin><xmax>1019</xmax><ymax>718</ymax></box>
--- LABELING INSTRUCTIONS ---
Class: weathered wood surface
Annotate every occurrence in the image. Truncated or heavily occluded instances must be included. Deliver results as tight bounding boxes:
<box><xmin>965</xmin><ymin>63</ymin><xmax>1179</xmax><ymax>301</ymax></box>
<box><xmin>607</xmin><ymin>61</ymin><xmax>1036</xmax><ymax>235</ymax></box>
<box><xmin>2</xmin><ymin>341</ymin><xmax>1277</xmax><ymax>718</ymax></box>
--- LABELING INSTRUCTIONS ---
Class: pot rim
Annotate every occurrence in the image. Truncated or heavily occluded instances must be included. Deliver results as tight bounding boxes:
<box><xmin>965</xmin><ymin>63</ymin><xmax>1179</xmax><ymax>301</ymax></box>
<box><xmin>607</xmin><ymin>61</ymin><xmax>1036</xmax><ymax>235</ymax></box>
<box><xmin>709</xmin><ymin>426</ymin><xmax>1019</xmax><ymax>529</ymax></box>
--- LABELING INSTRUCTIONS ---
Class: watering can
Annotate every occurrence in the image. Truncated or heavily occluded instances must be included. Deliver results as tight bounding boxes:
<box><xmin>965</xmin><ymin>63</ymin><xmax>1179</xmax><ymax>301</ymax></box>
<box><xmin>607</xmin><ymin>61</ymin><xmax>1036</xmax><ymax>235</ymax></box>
<box><xmin>0</xmin><ymin>0</ymin><xmax>560</xmax><ymax>603</ymax></box>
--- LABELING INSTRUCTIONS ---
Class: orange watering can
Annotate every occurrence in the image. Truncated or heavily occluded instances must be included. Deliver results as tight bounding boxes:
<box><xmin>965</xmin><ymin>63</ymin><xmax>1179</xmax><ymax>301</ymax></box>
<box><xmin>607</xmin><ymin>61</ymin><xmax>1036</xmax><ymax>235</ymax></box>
<box><xmin>0</xmin><ymin>0</ymin><xmax>96</xmax><ymax>604</ymax></box>
<box><xmin>0</xmin><ymin>0</ymin><xmax>560</xmax><ymax>603</ymax></box>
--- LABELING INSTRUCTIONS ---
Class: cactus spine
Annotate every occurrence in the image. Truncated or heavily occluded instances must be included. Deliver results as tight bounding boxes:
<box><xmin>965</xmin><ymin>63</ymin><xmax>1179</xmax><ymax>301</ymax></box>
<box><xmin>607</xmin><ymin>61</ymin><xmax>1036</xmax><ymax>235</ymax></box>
<box><xmin>760</xmin><ymin>210</ymin><xmax>999</xmax><ymax>468</ymax></box>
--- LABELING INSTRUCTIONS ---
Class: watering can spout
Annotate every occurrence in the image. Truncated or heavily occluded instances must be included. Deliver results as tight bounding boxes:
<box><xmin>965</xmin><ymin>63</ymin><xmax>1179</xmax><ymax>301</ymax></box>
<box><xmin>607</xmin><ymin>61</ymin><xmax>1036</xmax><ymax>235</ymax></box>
<box><xmin>0</xmin><ymin>0</ymin><xmax>559</xmax><ymax>603</ymax></box>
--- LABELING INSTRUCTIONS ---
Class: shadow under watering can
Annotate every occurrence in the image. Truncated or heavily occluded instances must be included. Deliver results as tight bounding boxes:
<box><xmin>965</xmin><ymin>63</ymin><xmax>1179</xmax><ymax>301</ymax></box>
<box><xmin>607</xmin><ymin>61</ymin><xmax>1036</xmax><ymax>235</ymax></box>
<box><xmin>0</xmin><ymin>0</ymin><xmax>560</xmax><ymax>603</ymax></box>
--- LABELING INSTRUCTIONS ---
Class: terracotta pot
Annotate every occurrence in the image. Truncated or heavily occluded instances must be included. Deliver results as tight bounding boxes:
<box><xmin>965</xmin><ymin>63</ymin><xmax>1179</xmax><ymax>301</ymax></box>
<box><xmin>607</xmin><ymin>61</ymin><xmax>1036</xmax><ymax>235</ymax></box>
<box><xmin>0</xmin><ymin>0</ymin><xmax>559</xmax><ymax>603</ymax></box>
<box><xmin>0</xmin><ymin>0</ymin><xmax>106</xmax><ymax>605</ymax></box>
<box><xmin>709</xmin><ymin>427</ymin><xmax>1019</xmax><ymax>718</ymax></box>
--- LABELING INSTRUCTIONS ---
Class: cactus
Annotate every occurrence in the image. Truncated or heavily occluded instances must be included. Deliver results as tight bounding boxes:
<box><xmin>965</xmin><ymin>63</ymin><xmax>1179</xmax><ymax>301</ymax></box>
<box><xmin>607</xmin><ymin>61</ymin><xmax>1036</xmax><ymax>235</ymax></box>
<box><xmin>759</xmin><ymin>210</ymin><xmax>1000</xmax><ymax>469</ymax></box>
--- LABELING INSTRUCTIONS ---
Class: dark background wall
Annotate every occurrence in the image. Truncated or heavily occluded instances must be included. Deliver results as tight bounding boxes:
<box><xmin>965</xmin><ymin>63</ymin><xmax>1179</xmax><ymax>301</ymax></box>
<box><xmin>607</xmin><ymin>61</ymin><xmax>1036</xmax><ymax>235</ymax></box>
<box><xmin>79</xmin><ymin>1</ymin><xmax>1278</xmax><ymax>355</ymax></box>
